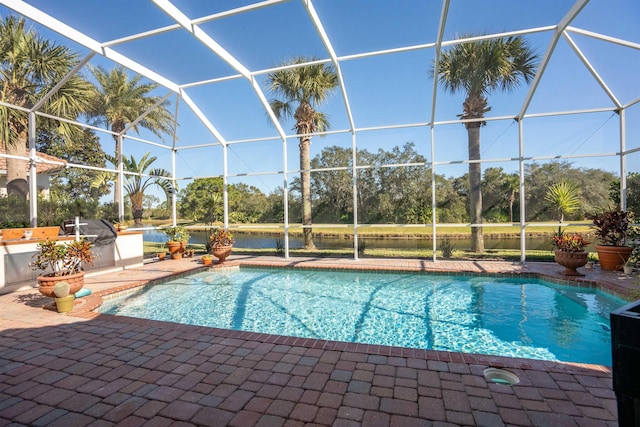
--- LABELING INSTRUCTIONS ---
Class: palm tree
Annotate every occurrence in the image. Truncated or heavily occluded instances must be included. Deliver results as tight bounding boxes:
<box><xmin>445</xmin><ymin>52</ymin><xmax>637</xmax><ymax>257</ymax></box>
<box><xmin>545</xmin><ymin>181</ymin><xmax>582</xmax><ymax>235</ymax></box>
<box><xmin>0</xmin><ymin>15</ymin><xmax>93</xmax><ymax>198</ymax></box>
<box><xmin>266</xmin><ymin>57</ymin><xmax>338</xmax><ymax>249</ymax></box>
<box><xmin>504</xmin><ymin>174</ymin><xmax>520</xmax><ymax>223</ymax></box>
<box><xmin>86</xmin><ymin>65</ymin><xmax>175</xmax><ymax>205</ymax></box>
<box><xmin>435</xmin><ymin>35</ymin><xmax>538</xmax><ymax>252</ymax></box>
<box><xmin>92</xmin><ymin>152</ymin><xmax>172</xmax><ymax>227</ymax></box>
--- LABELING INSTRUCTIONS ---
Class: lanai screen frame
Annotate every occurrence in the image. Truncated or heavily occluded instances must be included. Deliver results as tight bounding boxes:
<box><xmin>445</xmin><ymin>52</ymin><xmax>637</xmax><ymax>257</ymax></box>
<box><xmin>1</xmin><ymin>0</ymin><xmax>639</xmax><ymax>262</ymax></box>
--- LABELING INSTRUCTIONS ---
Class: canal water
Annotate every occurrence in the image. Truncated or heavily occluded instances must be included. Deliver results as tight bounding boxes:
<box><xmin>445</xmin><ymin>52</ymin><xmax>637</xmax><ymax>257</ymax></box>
<box><xmin>143</xmin><ymin>229</ymin><xmax>570</xmax><ymax>251</ymax></box>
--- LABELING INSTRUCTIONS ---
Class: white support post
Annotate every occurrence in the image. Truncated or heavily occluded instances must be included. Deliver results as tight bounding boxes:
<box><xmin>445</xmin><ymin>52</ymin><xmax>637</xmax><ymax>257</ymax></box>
<box><xmin>223</xmin><ymin>144</ymin><xmax>229</xmax><ymax>230</ymax></box>
<box><xmin>171</xmin><ymin>149</ymin><xmax>177</xmax><ymax>226</ymax></box>
<box><xmin>74</xmin><ymin>216</ymin><xmax>81</xmax><ymax>241</ymax></box>
<box><xmin>351</xmin><ymin>132</ymin><xmax>359</xmax><ymax>260</ymax></box>
<box><xmin>28</xmin><ymin>112</ymin><xmax>37</xmax><ymax>227</ymax></box>
<box><xmin>170</xmin><ymin>95</ymin><xmax>179</xmax><ymax>227</ymax></box>
<box><xmin>283</xmin><ymin>137</ymin><xmax>289</xmax><ymax>259</ymax></box>
<box><xmin>619</xmin><ymin>110</ymin><xmax>627</xmax><ymax>211</ymax></box>
<box><xmin>518</xmin><ymin>119</ymin><xmax>527</xmax><ymax>263</ymax></box>
<box><xmin>117</xmin><ymin>134</ymin><xmax>124</xmax><ymax>223</ymax></box>
<box><xmin>430</xmin><ymin>126</ymin><xmax>437</xmax><ymax>262</ymax></box>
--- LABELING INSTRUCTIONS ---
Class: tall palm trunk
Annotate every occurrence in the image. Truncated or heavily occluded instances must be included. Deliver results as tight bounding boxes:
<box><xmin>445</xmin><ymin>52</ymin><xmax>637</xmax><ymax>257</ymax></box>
<box><xmin>466</xmin><ymin>123</ymin><xmax>484</xmax><ymax>253</ymax></box>
<box><xmin>299</xmin><ymin>136</ymin><xmax>316</xmax><ymax>249</ymax></box>
<box><xmin>112</xmin><ymin>123</ymin><xmax>125</xmax><ymax>207</ymax></box>
<box><xmin>130</xmin><ymin>192</ymin><xmax>144</xmax><ymax>228</ymax></box>
<box><xmin>509</xmin><ymin>190</ymin><xmax>515</xmax><ymax>223</ymax></box>
<box><xmin>267</xmin><ymin>59</ymin><xmax>337</xmax><ymax>250</ymax></box>
<box><xmin>6</xmin><ymin>90</ymin><xmax>29</xmax><ymax>198</ymax></box>
<box><xmin>114</xmin><ymin>139</ymin><xmax>120</xmax><ymax>205</ymax></box>
<box><xmin>112</xmin><ymin>136</ymin><xmax>123</xmax><ymax>207</ymax></box>
<box><xmin>5</xmin><ymin>133</ymin><xmax>28</xmax><ymax>198</ymax></box>
<box><xmin>295</xmin><ymin>102</ymin><xmax>317</xmax><ymax>250</ymax></box>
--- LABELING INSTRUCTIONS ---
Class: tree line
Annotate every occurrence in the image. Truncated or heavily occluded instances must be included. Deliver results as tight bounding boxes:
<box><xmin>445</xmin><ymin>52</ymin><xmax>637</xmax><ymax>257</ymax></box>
<box><xmin>171</xmin><ymin>143</ymin><xmax>628</xmax><ymax>227</ymax></box>
<box><xmin>1</xmin><ymin>141</ymin><xmax>634</xmax><ymax>231</ymax></box>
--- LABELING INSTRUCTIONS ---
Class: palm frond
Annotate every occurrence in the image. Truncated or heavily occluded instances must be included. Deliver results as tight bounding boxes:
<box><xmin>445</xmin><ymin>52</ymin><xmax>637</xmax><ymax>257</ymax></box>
<box><xmin>266</xmin><ymin>56</ymin><xmax>338</xmax><ymax>134</ymax></box>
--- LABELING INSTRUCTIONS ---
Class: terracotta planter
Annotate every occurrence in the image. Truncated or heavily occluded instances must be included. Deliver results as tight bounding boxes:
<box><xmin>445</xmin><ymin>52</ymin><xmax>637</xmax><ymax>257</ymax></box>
<box><xmin>167</xmin><ymin>241</ymin><xmax>182</xmax><ymax>259</ymax></box>
<box><xmin>55</xmin><ymin>295</ymin><xmax>75</xmax><ymax>313</ymax></box>
<box><xmin>594</xmin><ymin>245</ymin><xmax>633</xmax><ymax>271</ymax></box>
<box><xmin>37</xmin><ymin>271</ymin><xmax>85</xmax><ymax>298</ymax></box>
<box><xmin>212</xmin><ymin>245</ymin><xmax>233</xmax><ymax>263</ymax></box>
<box><xmin>201</xmin><ymin>256</ymin><xmax>213</xmax><ymax>266</ymax></box>
<box><xmin>554</xmin><ymin>250</ymin><xmax>589</xmax><ymax>276</ymax></box>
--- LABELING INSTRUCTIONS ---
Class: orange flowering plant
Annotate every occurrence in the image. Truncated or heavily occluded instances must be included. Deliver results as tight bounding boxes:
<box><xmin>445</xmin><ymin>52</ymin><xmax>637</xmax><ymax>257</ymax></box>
<box><xmin>551</xmin><ymin>232</ymin><xmax>590</xmax><ymax>252</ymax></box>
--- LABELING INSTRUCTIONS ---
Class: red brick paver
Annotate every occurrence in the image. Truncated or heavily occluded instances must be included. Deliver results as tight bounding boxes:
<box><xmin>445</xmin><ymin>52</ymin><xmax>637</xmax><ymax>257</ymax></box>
<box><xmin>1</xmin><ymin>255</ymin><xmax>634</xmax><ymax>425</ymax></box>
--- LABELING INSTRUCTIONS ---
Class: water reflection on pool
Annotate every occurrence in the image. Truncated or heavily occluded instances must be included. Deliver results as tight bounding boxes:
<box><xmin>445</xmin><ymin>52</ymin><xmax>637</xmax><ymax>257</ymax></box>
<box><xmin>100</xmin><ymin>267</ymin><xmax>621</xmax><ymax>366</ymax></box>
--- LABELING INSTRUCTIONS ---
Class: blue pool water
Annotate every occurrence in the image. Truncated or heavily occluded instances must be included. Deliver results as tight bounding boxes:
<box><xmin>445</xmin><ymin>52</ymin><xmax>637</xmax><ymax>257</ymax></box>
<box><xmin>99</xmin><ymin>267</ymin><xmax>623</xmax><ymax>366</ymax></box>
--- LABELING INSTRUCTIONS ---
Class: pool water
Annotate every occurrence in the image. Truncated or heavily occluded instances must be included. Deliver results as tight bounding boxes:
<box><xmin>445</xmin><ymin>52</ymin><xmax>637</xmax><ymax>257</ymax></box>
<box><xmin>99</xmin><ymin>267</ymin><xmax>623</xmax><ymax>366</ymax></box>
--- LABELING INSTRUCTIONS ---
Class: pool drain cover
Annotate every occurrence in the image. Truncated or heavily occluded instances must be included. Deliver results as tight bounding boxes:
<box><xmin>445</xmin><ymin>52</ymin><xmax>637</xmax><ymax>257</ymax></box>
<box><xmin>483</xmin><ymin>368</ymin><xmax>520</xmax><ymax>386</ymax></box>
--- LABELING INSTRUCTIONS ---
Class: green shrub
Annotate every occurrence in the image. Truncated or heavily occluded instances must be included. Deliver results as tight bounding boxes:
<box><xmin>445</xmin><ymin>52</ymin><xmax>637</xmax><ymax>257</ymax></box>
<box><xmin>440</xmin><ymin>238</ymin><xmax>455</xmax><ymax>259</ymax></box>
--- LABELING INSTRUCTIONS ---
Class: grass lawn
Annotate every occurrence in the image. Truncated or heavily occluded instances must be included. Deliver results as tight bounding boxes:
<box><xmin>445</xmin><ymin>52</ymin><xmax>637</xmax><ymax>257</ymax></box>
<box><xmin>144</xmin><ymin>241</ymin><xmax>558</xmax><ymax>262</ymax></box>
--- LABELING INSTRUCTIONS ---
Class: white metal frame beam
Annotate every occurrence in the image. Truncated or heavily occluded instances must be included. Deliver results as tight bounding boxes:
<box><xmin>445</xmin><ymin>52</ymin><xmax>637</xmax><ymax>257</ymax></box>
<box><xmin>563</xmin><ymin>33</ymin><xmax>621</xmax><ymax>109</ymax></box>
<box><xmin>429</xmin><ymin>0</ymin><xmax>451</xmax><ymax>261</ymax></box>
<box><xmin>0</xmin><ymin>0</ymin><xmax>180</xmax><ymax>92</ymax></box>
<box><xmin>518</xmin><ymin>0</ymin><xmax>590</xmax><ymax>119</ymax></box>
<box><xmin>151</xmin><ymin>0</ymin><xmax>287</xmax><ymax>142</ymax></box>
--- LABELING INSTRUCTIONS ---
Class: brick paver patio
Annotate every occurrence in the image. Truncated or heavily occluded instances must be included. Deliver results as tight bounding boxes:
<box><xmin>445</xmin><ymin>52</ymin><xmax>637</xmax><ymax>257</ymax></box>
<box><xmin>2</xmin><ymin>255</ymin><xmax>637</xmax><ymax>426</ymax></box>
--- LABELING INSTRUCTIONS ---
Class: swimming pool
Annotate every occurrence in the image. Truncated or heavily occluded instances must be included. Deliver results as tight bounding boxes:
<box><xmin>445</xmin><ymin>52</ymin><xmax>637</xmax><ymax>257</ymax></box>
<box><xmin>99</xmin><ymin>267</ymin><xmax>623</xmax><ymax>366</ymax></box>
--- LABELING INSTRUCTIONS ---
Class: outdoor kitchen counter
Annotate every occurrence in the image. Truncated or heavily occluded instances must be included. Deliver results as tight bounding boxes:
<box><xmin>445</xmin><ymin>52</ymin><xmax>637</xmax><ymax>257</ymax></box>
<box><xmin>0</xmin><ymin>231</ymin><xmax>144</xmax><ymax>294</ymax></box>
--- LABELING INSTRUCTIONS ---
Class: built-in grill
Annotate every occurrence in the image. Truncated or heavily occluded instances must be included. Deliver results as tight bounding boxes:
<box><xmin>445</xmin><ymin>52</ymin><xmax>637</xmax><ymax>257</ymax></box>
<box><xmin>61</xmin><ymin>219</ymin><xmax>117</xmax><ymax>247</ymax></box>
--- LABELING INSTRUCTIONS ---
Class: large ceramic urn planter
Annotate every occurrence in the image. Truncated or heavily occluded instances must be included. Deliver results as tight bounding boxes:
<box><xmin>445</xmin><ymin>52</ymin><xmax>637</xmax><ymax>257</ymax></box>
<box><xmin>212</xmin><ymin>245</ymin><xmax>233</xmax><ymax>263</ymax></box>
<box><xmin>595</xmin><ymin>245</ymin><xmax>633</xmax><ymax>271</ymax></box>
<box><xmin>554</xmin><ymin>250</ymin><xmax>589</xmax><ymax>276</ymax></box>
<box><xmin>37</xmin><ymin>271</ymin><xmax>85</xmax><ymax>298</ymax></box>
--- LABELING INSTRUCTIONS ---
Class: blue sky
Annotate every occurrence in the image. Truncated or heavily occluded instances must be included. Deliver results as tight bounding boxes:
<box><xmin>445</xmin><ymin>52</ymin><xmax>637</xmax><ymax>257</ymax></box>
<box><xmin>1</xmin><ymin>0</ymin><xmax>639</xmax><ymax>199</ymax></box>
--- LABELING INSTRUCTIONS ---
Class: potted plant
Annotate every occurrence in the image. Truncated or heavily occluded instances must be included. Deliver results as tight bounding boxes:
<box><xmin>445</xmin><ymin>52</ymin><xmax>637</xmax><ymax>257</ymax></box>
<box><xmin>588</xmin><ymin>207</ymin><xmax>636</xmax><ymax>271</ymax></box>
<box><xmin>164</xmin><ymin>226</ymin><xmax>190</xmax><ymax>259</ymax></box>
<box><xmin>551</xmin><ymin>231</ymin><xmax>590</xmax><ymax>276</ymax></box>
<box><xmin>208</xmin><ymin>227</ymin><xmax>234</xmax><ymax>263</ymax></box>
<box><xmin>623</xmin><ymin>244</ymin><xmax>639</xmax><ymax>274</ymax></box>
<box><xmin>201</xmin><ymin>254</ymin><xmax>214</xmax><ymax>266</ymax></box>
<box><xmin>52</xmin><ymin>281</ymin><xmax>75</xmax><ymax>313</ymax></box>
<box><xmin>32</xmin><ymin>238</ymin><xmax>95</xmax><ymax>297</ymax></box>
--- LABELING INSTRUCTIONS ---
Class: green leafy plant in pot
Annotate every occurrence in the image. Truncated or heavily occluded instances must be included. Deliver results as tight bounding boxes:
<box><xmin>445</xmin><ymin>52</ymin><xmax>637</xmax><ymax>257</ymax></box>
<box><xmin>588</xmin><ymin>207</ymin><xmax>636</xmax><ymax>271</ymax></box>
<box><xmin>164</xmin><ymin>226</ymin><xmax>190</xmax><ymax>259</ymax></box>
<box><xmin>32</xmin><ymin>238</ymin><xmax>95</xmax><ymax>297</ymax></box>
<box><xmin>208</xmin><ymin>227</ymin><xmax>234</xmax><ymax>263</ymax></box>
<box><xmin>623</xmin><ymin>244</ymin><xmax>640</xmax><ymax>274</ymax></box>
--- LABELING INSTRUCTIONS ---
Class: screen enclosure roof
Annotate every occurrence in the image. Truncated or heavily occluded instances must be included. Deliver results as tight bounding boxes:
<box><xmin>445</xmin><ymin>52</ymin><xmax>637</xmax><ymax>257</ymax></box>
<box><xmin>0</xmin><ymin>0</ymin><xmax>639</xmax><ymax>185</ymax></box>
